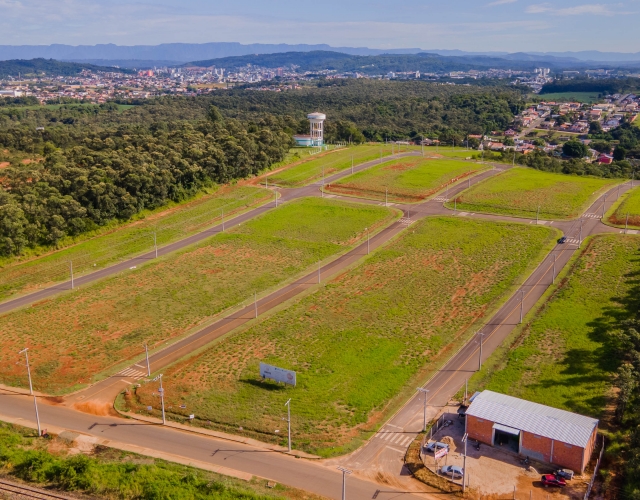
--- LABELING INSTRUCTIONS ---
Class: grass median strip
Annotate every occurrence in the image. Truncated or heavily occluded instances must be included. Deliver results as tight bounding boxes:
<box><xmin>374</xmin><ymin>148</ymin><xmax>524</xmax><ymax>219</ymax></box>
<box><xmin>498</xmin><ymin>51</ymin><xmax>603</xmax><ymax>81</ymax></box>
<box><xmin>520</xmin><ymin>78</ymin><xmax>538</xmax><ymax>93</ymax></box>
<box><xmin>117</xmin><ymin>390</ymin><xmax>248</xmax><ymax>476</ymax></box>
<box><xmin>449</xmin><ymin>167</ymin><xmax>619</xmax><ymax>220</ymax></box>
<box><xmin>467</xmin><ymin>234</ymin><xmax>639</xmax><ymax>417</ymax></box>
<box><xmin>127</xmin><ymin>217</ymin><xmax>556</xmax><ymax>456</ymax></box>
<box><xmin>0</xmin><ymin>185</ymin><xmax>271</xmax><ymax>302</ymax></box>
<box><xmin>0</xmin><ymin>198</ymin><xmax>396</xmax><ymax>394</ymax></box>
<box><xmin>325</xmin><ymin>157</ymin><xmax>486</xmax><ymax>203</ymax></box>
<box><xmin>268</xmin><ymin>145</ymin><xmax>395</xmax><ymax>187</ymax></box>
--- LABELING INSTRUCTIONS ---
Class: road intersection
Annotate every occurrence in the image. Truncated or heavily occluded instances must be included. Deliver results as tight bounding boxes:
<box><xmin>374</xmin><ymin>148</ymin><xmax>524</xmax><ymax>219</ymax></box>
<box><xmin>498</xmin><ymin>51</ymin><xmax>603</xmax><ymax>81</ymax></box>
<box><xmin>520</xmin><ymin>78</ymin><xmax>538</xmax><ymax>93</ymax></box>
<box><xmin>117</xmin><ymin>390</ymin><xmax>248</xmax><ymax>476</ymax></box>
<box><xmin>1</xmin><ymin>153</ymin><xmax>635</xmax><ymax>499</ymax></box>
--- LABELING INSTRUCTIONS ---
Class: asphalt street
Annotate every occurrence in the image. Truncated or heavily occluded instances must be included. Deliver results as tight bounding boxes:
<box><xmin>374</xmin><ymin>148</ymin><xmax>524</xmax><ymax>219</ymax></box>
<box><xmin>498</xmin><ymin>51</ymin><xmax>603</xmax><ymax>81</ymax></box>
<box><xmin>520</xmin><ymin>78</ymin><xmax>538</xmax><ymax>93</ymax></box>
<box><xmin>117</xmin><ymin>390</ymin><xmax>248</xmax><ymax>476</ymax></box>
<box><xmin>1</xmin><ymin>154</ymin><xmax>635</xmax><ymax>498</ymax></box>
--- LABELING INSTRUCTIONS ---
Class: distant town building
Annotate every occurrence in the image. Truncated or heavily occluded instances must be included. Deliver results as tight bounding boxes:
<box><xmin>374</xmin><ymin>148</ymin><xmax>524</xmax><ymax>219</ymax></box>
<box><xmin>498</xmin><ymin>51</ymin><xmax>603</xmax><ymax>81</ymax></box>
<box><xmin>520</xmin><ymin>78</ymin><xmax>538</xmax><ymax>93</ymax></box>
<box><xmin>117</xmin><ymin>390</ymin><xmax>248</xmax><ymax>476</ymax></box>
<box><xmin>465</xmin><ymin>391</ymin><xmax>598</xmax><ymax>473</ymax></box>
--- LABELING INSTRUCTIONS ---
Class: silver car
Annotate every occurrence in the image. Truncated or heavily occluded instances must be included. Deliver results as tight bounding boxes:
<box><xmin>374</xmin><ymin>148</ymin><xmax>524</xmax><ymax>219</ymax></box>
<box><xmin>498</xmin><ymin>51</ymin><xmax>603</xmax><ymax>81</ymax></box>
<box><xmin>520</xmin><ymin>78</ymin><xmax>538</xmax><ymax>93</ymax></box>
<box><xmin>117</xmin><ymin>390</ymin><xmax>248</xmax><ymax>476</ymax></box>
<box><xmin>440</xmin><ymin>465</ymin><xmax>464</xmax><ymax>478</ymax></box>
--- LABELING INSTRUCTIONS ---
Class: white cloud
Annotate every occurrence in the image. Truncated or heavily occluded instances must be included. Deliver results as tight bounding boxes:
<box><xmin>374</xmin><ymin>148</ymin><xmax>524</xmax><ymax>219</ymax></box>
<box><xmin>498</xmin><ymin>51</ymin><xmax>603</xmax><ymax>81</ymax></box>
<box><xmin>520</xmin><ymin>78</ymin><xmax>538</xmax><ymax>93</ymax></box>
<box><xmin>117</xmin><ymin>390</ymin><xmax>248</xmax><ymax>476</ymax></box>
<box><xmin>487</xmin><ymin>0</ymin><xmax>517</xmax><ymax>6</ymax></box>
<box><xmin>526</xmin><ymin>3</ymin><xmax>616</xmax><ymax>15</ymax></box>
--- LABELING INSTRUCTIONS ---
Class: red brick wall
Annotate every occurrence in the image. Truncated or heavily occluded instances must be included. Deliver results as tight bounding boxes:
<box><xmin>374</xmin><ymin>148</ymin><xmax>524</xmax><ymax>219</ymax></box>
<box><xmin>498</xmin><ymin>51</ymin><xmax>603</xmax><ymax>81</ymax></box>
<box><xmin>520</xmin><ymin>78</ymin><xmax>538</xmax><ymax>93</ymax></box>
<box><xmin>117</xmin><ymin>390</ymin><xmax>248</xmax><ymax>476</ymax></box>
<box><xmin>582</xmin><ymin>427</ymin><xmax>598</xmax><ymax>472</ymax></box>
<box><xmin>521</xmin><ymin>431</ymin><xmax>553</xmax><ymax>463</ymax></box>
<box><xmin>467</xmin><ymin>415</ymin><xmax>494</xmax><ymax>445</ymax></box>
<box><xmin>552</xmin><ymin>441</ymin><xmax>584</xmax><ymax>472</ymax></box>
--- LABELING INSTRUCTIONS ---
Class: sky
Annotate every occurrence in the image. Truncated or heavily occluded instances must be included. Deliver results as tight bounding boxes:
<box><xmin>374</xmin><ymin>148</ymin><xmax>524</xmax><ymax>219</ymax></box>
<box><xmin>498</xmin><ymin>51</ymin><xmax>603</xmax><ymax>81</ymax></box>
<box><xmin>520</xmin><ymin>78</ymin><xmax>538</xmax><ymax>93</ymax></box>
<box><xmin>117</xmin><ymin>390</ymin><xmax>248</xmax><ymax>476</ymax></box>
<box><xmin>1</xmin><ymin>0</ymin><xmax>639</xmax><ymax>53</ymax></box>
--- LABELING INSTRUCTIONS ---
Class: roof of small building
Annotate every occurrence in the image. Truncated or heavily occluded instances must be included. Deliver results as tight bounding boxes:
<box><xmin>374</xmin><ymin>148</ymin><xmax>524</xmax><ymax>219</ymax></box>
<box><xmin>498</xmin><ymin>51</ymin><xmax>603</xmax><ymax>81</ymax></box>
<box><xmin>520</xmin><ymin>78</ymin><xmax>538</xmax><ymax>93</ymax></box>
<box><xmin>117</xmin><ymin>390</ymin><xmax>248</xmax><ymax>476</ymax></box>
<box><xmin>466</xmin><ymin>391</ymin><xmax>598</xmax><ymax>448</ymax></box>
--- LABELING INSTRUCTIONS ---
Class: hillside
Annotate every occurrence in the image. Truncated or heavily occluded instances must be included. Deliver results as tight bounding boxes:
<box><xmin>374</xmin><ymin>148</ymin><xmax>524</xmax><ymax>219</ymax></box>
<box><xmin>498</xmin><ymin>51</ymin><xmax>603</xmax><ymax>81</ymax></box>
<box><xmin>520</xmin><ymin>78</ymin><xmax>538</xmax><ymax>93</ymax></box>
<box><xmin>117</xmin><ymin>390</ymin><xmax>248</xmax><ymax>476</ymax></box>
<box><xmin>0</xmin><ymin>58</ymin><xmax>133</xmax><ymax>78</ymax></box>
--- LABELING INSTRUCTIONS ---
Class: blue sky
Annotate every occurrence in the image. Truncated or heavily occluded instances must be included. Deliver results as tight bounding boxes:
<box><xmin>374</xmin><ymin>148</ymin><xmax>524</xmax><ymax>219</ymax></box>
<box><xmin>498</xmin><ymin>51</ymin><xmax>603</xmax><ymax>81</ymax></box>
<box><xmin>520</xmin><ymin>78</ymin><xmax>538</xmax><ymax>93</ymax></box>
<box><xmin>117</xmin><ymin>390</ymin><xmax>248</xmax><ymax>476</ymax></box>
<box><xmin>1</xmin><ymin>0</ymin><xmax>638</xmax><ymax>52</ymax></box>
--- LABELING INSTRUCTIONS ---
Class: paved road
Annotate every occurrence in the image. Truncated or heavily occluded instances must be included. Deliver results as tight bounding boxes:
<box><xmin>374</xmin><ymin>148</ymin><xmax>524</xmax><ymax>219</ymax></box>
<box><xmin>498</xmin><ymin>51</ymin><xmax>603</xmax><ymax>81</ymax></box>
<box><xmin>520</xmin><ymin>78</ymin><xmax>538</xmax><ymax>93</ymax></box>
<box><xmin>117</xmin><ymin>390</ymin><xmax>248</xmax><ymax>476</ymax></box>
<box><xmin>336</xmin><ymin>180</ymin><xmax>635</xmax><ymax>484</ymax></box>
<box><xmin>0</xmin><ymin>151</ymin><xmax>422</xmax><ymax>317</ymax></box>
<box><xmin>0</xmin><ymin>392</ymin><xmax>429</xmax><ymax>500</ymax></box>
<box><xmin>3</xmin><ymin>160</ymin><xmax>634</xmax><ymax>497</ymax></box>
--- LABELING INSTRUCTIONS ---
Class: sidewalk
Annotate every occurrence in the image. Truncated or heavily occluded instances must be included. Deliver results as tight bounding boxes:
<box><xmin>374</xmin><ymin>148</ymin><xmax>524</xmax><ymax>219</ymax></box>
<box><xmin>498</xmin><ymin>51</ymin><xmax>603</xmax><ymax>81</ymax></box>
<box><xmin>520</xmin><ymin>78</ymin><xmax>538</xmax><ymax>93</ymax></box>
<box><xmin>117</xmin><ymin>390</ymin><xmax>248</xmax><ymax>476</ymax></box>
<box><xmin>113</xmin><ymin>407</ymin><xmax>321</xmax><ymax>460</ymax></box>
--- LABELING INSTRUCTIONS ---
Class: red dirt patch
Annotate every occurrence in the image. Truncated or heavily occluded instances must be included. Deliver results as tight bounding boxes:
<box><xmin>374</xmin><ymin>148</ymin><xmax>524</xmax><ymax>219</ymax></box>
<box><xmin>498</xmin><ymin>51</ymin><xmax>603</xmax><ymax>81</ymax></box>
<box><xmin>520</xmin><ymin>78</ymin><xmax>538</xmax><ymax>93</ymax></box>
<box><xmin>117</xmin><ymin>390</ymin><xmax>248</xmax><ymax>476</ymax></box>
<box><xmin>0</xmin><ymin>162</ymin><xmax>9</xmax><ymax>169</ymax></box>
<box><xmin>72</xmin><ymin>400</ymin><xmax>118</xmax><ymax>416</ymax></box>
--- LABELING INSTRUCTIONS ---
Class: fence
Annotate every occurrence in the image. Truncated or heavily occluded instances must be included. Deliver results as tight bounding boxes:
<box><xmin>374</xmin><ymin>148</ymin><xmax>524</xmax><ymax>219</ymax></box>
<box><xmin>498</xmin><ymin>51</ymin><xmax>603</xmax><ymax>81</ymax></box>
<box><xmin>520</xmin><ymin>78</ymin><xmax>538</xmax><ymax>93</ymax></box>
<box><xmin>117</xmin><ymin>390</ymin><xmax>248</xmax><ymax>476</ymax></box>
<box><xmin>584</xmin><ymin>435</ymin><xmax>605</xmax><ymax>500</ymax></box>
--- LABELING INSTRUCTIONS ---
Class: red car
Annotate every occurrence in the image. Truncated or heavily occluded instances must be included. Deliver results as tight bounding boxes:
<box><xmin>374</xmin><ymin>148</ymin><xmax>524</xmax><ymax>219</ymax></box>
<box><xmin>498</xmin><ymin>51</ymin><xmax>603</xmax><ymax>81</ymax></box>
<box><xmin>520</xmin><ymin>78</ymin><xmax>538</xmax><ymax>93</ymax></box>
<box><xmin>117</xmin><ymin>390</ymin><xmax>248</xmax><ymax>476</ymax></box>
<box><xmin>541</xmin><ymin>474</ymin><xmax>566</xmax><ymax>487</ymax></box>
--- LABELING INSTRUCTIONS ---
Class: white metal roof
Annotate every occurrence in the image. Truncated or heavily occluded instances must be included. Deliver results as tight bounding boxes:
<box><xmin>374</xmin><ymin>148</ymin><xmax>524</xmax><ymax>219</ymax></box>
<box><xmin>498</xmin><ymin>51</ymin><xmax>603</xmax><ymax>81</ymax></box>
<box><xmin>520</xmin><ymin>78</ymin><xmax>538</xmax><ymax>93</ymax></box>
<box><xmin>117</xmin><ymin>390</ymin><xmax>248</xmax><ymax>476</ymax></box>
<box><xmin>466</xmin><ymin>391</ymin><xmax>598</xmax><ymax>448</ymax></box>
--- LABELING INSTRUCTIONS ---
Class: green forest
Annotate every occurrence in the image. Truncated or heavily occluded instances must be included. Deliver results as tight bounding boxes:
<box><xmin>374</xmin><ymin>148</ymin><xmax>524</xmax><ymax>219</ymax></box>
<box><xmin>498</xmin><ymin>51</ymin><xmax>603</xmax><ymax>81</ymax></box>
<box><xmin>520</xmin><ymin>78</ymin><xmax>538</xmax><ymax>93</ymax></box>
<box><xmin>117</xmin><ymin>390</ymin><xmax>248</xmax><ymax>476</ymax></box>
<box><xmin>0</xmin><ymin>58</ymin><xmax>132</xmax><ymax>78</ymax></box>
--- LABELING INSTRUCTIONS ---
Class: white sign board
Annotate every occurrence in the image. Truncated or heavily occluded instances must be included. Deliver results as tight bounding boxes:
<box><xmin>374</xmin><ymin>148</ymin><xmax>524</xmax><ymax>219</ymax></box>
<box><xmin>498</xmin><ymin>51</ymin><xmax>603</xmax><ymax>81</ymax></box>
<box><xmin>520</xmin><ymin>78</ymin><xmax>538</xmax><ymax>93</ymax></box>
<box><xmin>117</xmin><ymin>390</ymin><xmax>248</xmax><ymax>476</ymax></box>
<box><xmin>435</xmin><ymin>447</ymin><xmax>448</xmax><ymax>460</ymax></box>
<box><xmin>260</xmin><ymin>362</ymin><xmax>296</xmax><ymax>386</ymax></box>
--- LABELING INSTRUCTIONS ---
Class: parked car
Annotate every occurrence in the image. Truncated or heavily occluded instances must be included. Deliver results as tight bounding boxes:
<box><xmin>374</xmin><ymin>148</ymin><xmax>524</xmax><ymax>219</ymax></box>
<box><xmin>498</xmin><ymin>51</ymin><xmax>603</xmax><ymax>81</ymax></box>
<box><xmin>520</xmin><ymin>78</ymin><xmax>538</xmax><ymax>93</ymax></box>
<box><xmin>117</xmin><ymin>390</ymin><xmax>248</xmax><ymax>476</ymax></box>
<box><xmin>541</xmin><ymin>474</ymin><xmax>566</xmax><ymax>487</ymax></box>
<box><xmin>558</xmin><ymin>236</ymin><xmax>567</xmax><ymax>244</ymax></box>
<box><xmin>425</xmin><ymin>441</ymin><xmax>450</xmax><ymax>453</ymax></box>
<box><xmin>556</xmin><ymin>469</ymin><xmax>574</xmax><ymax>480</ymax></box>
<box><xmin>440</xmin><ymin>465</ymin><xmax>464</xmax><ymax>478</ymax></box>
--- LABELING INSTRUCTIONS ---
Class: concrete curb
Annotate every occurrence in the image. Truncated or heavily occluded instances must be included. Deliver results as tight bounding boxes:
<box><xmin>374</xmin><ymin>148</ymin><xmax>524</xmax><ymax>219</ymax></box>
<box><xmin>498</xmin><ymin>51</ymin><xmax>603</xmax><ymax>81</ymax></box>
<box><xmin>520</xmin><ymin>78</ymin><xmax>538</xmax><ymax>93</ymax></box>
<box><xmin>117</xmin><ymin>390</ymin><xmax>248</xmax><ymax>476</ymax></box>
<box><xmin>113</xmin><ymin>405</ymin><xmax>321</xmax><ymax>460</ymax></box>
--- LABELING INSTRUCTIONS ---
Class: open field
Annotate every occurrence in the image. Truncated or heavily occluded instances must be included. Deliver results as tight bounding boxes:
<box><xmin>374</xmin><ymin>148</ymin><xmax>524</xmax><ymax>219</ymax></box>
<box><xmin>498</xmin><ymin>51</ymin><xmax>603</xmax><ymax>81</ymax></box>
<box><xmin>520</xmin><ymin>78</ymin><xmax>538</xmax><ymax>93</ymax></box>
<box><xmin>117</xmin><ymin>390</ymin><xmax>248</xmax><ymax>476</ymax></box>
<box><xmin>128</xmin><ymin>217</ymin><xmax>556</xmax><ymax>456</ymax></box>
<box><xmin>267</xmin><ymin>145</ymin><xmax>396</xmax><ymax>187</ymax></box>
<box><xmin>0</xmin><ymin>185</ymin><xmax>272</xmax><ymax>302</ymax></box>
<box><xmin>423</xmin><ymin>146</ymin><xmax>478</xmax><ymax>159</ymax></box>
<box><xmin>606</xmin><ymin>185</ymin><xmax>640</xmax><ymax>229</ymax></box>
<box><xmin>534</xmin><ymin>92</ymin><xmax>603</xmax><ymax>104</ymax></box>
<box><xmin>467</xmin><ymin>234</ymin><xmax>639</xmax><ymax>418</ymax></box>
<box><xmin>0</xmin><ymin>421</ymin><xmax>316</xmax><ymax>500</ymax></box>
<box><xmin>325</xmin><ymin>157</ymin><xmax>486</xmax><ymax>203</ymax></box>
<box><xmin>0</xmin><ymin>198</ymin><xmax>395</xmax><ymax>394</ymax></box>
<box><xmin>450</xmin><ymin>167</ymin><xmax>619</xmax><ymax>219</ymax></box>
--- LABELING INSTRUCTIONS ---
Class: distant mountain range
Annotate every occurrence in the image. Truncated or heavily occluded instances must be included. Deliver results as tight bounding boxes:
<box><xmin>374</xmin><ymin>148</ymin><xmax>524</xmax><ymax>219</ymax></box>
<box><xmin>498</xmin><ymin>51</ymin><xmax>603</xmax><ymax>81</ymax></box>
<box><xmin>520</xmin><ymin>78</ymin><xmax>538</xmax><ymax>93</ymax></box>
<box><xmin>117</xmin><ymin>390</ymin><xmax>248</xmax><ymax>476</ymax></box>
<box><xmin>0</xmin><ymin>43</ymin><xmax>639</xmax><ymax>67</ymax></box>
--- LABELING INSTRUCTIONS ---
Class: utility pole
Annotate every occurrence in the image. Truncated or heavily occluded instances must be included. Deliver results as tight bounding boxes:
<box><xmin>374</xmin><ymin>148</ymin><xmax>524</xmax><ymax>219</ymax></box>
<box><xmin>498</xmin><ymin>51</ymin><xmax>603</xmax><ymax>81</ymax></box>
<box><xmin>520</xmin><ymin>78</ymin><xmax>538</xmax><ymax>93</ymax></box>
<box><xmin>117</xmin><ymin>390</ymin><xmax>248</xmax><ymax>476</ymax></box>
<box><xmin>69</xmin><ymin>261</ymin><xmax>74</xmax><ymax>290</ymax></box>
<box><xmin>221</xmin><ymin>207</ymin><xmax>225</xmax><ymax>232</ymax></box>
<box><xmin>462</xmin><ymin>433</ymin><xmax>468</xmax><ymax>493</ymax></box>
<box><xmin>19</xmin><ymin>348</ymin><xmax>41</xmax><ymax>437</ymax></box>
<box><xmin>478</xmin><ymin>332</ymin><xmax>485</xmax><ymax>370</ymax></box>
<box><xmin>254</xmin><ymin>292</ymin><xmax>258</xmax><ymax>318</ymax></box>
<box><xmin>553</xmin><ymin>253</ymin><xmax>556</xmax><ymax>284</ymax></box>
<box><xmin>367</xmin><ymin>227</ymin><xmax>370</xmax><ymax>254</ymax></box>
<box><xmin>421</xmin><ymin>135</ymin><xmax>424</xmax><ymax>156</ymax></box>
<box><xmin>337</xmin><ymin>467</ymin><xmax>352</xmax><ymax>500</ymax></box>
<box><xmin>416</xmin><ymin>388</ymin><xmax>429</xmax><ymax>431</ymax></box>
<box><xmin>519</xmin><ymin>290</ymin><xmax>525</xmax><ymax>324</ymax></box>
<box><xmin>154</xmin><ymin>231</ymin><xmax>158</xmax><ymax>258</ymax></box>
<box><xmin>284</xmin><ymin>399</ymin><xmax>292</xmax><ymax>452</ymax></box>
<box><xmin>351</xmin><ymin>156</ymin><xmax>354</xmax><ymax>174</ymax></box>
<box><xmin>579</xmin><ymin>219</ymin><xmax>583</xmax><ymax>247</ymax></box>
<box><xmin>626</xmin><ymin>213</ymin><xmax>629</xmax><ymax>234</ymax></box>
<box><xmin>603</xmin><ymin>194</ymin><xmax>607</xmax><ymax>218</ymax></box>
<box><xmin>144</xmin><ymin>343</ymin><xmax>151</xmax><ymax>376</ymax></box>
<box><xmin>153</xmin><ymin>374</ymin><xmax>166</xmax><ymax>424</ymax></box>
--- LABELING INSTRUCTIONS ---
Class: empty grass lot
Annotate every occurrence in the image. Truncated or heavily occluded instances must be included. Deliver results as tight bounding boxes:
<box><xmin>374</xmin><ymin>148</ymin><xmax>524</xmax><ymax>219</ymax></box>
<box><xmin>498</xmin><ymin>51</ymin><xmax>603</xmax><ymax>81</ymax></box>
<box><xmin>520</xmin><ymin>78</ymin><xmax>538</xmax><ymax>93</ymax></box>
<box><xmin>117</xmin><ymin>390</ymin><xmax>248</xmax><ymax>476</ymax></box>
<box><xmin>423</xmin><ymin>146</ymin><xmax>478</xmax><ymax>159</ymax></box>
<box><xmin>129</xmin><ymin>217</ymin><xmax>556</xmax><ymax>456</ymax></box>
<box><xmin>325</xmin><ymin>157</ymin><xmax>486</xmax><ymax>203</ymax></box>
<box><xmin>0</xmin><ymin>185</ymin><xmax>271</xmax><ymax>302</ymax></box>
<box><xmin>468</xmin><ymin>235</ymin><xmax>639</xmax><ymax>418</ymax></box>
<box><xmin>606</xmin><ymin>186</ymin><xmax>640</xmax><ymax>229</ymax></box>
<box><xmin>450</xmin><ymin>167</ymin><xmax>619</xmax><ymax>219</ymax></box>
<box><xmin>268</xmin><ymin>145</ymin><xmax>396</xmax><ymax>187</ymax></box>
<box><xmin>0</xmin><ymin>198</ymin><xmax>395</xmax><ymax>394</ymax></box>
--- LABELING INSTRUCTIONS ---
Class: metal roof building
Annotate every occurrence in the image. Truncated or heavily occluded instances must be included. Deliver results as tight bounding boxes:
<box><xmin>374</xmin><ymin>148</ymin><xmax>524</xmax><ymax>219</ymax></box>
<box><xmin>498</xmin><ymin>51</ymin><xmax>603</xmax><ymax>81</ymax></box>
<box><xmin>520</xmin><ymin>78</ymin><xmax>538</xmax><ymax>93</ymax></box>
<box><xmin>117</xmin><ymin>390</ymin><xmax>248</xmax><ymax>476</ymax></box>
<box><xmin>465</xmin><ymin>391</ymin><xmax>599</xmax><ymax>473</ymax></box>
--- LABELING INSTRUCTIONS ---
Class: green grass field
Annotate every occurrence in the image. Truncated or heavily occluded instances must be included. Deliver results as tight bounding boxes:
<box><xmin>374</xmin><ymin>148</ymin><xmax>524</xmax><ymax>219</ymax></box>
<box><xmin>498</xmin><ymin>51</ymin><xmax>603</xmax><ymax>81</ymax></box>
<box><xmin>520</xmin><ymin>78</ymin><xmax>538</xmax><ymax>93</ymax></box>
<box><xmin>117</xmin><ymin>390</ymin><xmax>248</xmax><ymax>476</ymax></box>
<box><xmin>450</xmin><ymin>167</ymin><xmax>619</xmax><ymax>219</ymax></box>
<box><xmin>0</xmin><ymin>421</ymin><xmax>313</xmax><ymax>500</ymax></box>
<box><xmin>423</xmin><ymin>146</ymin><xmax>478</xmax><ymax>159</ymax></box>
<box><xmin>606</xmin><ymin>185</ymin><xmax>640</xmax><ymax>229</ymax></box>
<box><xmin>128</xmin><ymin>217</ymin><xmax>556</xmax><ymax>456</ymax></box>
<box><xmin>325</xmin><ymin>157</ymin><xmax>486</xmax><ymax>203</ymax></box>
<box><xmin>534</xmin><ymin>92</ymin><xmax>603</xmax><ymax>104</ymax></box>
<box><xmin>0</xmin><ymin>198</ymin><xmax>395</xmax><ymax>394</ymax></box>
<box><xmin>0</xmin><ymin>185</ymin><xmax>272</xmax><ymax>302</ymax></box>
<box><xmin>468</xmin><ymin>235</ymin><xmax>639</xmax><ymax>418</ymax></box>
<box><xmin>268</xmin><ymin>145</ymin><xmax>396</xmax><ymax>187</ymax></box>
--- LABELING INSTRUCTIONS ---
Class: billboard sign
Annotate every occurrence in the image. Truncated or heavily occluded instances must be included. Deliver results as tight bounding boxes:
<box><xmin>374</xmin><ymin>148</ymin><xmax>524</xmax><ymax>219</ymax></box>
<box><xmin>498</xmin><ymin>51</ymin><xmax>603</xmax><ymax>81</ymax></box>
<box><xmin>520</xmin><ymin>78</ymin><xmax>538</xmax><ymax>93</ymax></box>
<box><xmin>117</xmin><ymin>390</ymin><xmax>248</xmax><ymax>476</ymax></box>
<box><xmin>260</xmin><ymin>362</ymin><xmax>296</xmax><ymax>386</ymax></box>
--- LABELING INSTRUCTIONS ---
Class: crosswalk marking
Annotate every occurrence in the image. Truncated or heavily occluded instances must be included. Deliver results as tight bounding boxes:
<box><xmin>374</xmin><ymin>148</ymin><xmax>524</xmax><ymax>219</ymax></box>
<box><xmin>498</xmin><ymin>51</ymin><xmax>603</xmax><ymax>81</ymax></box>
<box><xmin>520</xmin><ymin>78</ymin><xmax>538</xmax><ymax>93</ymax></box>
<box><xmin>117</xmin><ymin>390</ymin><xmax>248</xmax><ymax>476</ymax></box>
<box><xmin>565</xmin><ymin>238</ymin><xmax>580</xmax><ymax>245</ymax></box>
<box><xmin>116</xmin><ymin>367</ymin><xmax>147</xmax><ymax>379</ymax></box>
<box><xmin>583</xmin><ymin>213</ymin><xmax>601</xmax><ymax>219</ymax></box>
<box><xmin>399</xmin><ymin>218</ymin><xmax>414</xmax><ymax>226</ymax></box>
<box><xmin>433</xmin><ymin>196</ymin><xmax>449</xmax><ymax>202</ymax></box>
<box><xmin>375</xmin><ymin>430</ymin><xmax>414</xmax><ymax>447</ymax></box>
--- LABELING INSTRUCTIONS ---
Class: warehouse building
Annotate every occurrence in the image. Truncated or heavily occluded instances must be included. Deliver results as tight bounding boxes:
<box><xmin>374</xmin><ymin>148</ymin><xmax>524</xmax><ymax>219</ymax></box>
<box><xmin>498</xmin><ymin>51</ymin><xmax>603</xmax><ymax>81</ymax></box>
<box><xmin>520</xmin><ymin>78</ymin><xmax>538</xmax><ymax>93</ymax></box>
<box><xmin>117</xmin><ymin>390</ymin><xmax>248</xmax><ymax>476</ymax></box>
<box><xmin>465</xmin><ymin>391</ymin><xmax>598</xmax><ymax>473</ymax></box>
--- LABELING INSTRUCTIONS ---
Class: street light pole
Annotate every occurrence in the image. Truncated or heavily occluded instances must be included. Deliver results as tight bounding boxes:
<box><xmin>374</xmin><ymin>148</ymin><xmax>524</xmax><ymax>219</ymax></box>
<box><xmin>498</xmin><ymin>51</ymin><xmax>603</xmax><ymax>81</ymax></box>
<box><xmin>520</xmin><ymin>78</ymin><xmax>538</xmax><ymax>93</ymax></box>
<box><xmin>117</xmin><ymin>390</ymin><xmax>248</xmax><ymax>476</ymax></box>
<box><xmin>284</xmin><ymin>399</ymin><xmax>292</xmax><ymax>452</ymax></box>
<box><xmin>153</xmin><ymin>374</ymin><xmax>166</xmax><ymax>424</ymax></box>
<box><xmin>416</xmin><ymin>388</ymin><xmax>429</xmax><ymax>431</ymax></box>
<box><xmin>478</xmin><ymin>332</ymin><xmax>485</xmax><ymax>370</ymax></box>
<box><xmin>519</xmin><ymin>290</ymin><xmax>525</xmax><ymax>324</ymax></box>
<box><xmin>579</xmin><ymin>219</ymin><xmax>583</xmax><ymax>247</ymax></box>
<box><xmin>221</xmin><ymin>207</ymin><xmax>225</xmax><ymax>232</ymax></box>
<box><xmin>69</xmin><ymin>261</ymin><xmax>74</xmax><ymax>290</ymax></box>
<box><xmin>462</xmin><ymin>433</ymin><xmax>468</xmax><ymax>493</ymax></box>
<box><xmin>366</xmin><ymin>227</ymin><xmax>370</xmax><ymax>254</ymax></box>
<box><xmin>144</xmin><ymin>343</ymin><xmax>151</xmax><ymax>376</ymax></box>
<box><xmin>626</xmin><ymin>213</ymin><xmax>629</xmax><ymax>234</ymax></box>
<box><xmin>337</xmin><ymin>467</ymin><xmax>352</xmax><ymax>500</ymax></box>
<box><xmin>19</xmin><ymin>348</ymin><xmax>41</xmax><ymax>437</ymax></box>
<box><xmin>154</xmin><ymin>231</ymin><xmax>158</xmax><ymax>258</ymax></box>
<box><xmin>553</xmin><ymin>253</ymin><xmax>556</xmax><ymax>284</ymax></box>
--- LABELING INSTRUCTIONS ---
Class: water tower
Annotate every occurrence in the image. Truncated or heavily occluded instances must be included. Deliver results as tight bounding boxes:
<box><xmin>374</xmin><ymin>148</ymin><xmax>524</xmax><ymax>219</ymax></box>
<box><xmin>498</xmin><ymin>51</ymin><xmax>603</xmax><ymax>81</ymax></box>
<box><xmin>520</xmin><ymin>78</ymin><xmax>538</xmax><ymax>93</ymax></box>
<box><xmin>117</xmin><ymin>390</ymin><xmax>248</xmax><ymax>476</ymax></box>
<box><xmin>307</xmin><ymin>112</ymin><xmax>326</xmax><ymax>146</ymax></box>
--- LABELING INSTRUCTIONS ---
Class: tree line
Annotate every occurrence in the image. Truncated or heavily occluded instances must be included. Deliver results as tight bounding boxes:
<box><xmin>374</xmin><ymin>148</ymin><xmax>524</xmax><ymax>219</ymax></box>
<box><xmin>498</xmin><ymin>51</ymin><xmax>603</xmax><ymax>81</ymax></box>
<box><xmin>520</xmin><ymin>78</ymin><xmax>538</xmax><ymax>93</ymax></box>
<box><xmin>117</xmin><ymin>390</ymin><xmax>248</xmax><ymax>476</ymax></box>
<box><xmin>0</xmin><ymin>107</ymin><xmax>291</xmax><ymax>257</ymax></box>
